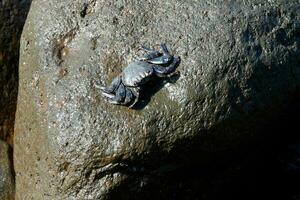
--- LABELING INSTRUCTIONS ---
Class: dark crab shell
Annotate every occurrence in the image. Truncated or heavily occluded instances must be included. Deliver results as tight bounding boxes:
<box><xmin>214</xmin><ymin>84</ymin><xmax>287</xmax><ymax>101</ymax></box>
<box><xmin>122</xmin><ymin>61</ymin><xmax>154</xmax><ymax>87</ymax></box>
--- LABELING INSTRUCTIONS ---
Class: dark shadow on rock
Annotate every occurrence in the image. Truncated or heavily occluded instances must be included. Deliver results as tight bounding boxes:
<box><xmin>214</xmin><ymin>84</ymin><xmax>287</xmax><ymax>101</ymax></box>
<box><xmin>105</xmin><ymin>92</ymin><xmax>300</xmax><ymax>200</ymax></box>
<box><xmin>0</xmin><ymin>0</ymin><xmax>32</xmax><ymax>145</ymax></box>
<box><xmin>0</xmin><ymin>0</ymin><xmax>32</xmax><ymax>197</ymax></box>
<box><xmin>132</xmin><ymin>73</ymin><xmax>181</xmax><ymax>110</ymax></box>
<box><xmin>131</xmin><ymin>61</ymin><xmax>181</xmax><ymax>110</ymax></box>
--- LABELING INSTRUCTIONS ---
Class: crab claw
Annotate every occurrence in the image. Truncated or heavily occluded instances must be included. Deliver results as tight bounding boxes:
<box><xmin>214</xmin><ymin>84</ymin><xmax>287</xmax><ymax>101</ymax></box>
<box><xmin>101</xmin><ymin>91</ymin><xmax>115</xmax><ymax>99</ymax></box>
<box><xmin>138</xmin><ymin>51</ymin><xmax>162</xmax><ymax>61</ymax></box>
<box><xmin>146</xmin><ymin>55</ymin><xmax>173</xmax><ymax>65</ymax></box>
<box><xmin>95</xmin><ymin>83</ymin><xmax>116</xmax><ymax>99</ymax></box>
<box><xmin>93</xmin><ymin>82</ymin><xmax>110</xmax><ymax>92</ymax></box>
<box><xmin>140</xmin><ymin>43</ymin><xmax>173</xmax><ymax>64</ymax></box>
<box><xmin>109</xmin><ymin>100</ymin><xmax>120</xmax><ymax>104</ymax></box>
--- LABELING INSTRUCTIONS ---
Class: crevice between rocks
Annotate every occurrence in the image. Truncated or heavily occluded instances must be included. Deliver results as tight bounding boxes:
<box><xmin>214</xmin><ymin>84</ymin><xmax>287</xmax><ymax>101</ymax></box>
<box><xmin>0</xmin><ymin>0</ymin><xmax>32</xmax><ymax>199</ymax></box>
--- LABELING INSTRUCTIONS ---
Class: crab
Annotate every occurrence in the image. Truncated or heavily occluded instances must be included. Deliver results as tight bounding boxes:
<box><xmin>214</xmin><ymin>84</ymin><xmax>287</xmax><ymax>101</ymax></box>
<box><xmin>97</xmin><ymin>43</ymin><xmax>180</xmax><ymax>108</ymax></box>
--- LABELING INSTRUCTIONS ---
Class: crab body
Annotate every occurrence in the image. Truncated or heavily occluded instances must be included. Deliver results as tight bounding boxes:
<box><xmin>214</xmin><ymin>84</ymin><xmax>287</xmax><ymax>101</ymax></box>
<box><xmin>122</xmin><ymin>61</ymin><xmax>154</xmax><ymax>86</ymax></box>
<box><xmin>98</xmin><ymin>43</ymin><xmax>180</xmax><ymax>108</ymax></box>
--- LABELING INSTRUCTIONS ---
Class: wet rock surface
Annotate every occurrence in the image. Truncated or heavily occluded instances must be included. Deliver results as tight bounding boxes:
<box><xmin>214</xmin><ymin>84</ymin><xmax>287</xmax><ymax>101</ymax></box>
<box><xmin>0</xmin><ymin>140</ymin><xmax>14</xmax><ymax>200</ymax></box>
<box><xmin>15</xmin><ymin>0</ymin><xmax>300</xmax><ymax>199</ymax></box>
<box><xmin>0</xmin><ymin>0</ymin><xmax>31</xmax><ymax>145</ymax></box>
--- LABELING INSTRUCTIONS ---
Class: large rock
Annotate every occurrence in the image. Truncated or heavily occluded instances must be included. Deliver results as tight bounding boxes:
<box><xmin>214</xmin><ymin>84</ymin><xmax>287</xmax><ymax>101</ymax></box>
<box><xmin>0</xmin><ymin>140</ymin><xmax>14</xmax><ymax>200</ymax></box>
<box><xmin>0</xmin><ymin>0</ymin><xmax>31</xmax><ymax>145</ymax></box>
<box><xmin>15</xmin><ymin>0</ymin><xmax>300</xmax><ymax>199</ymax></box>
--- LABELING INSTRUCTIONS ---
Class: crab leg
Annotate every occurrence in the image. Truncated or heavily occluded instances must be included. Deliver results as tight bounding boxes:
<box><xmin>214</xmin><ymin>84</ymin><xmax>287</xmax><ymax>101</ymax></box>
<box><xmin>145</xmin><ymin>43</ymin><xmax>173</xmax><ymax>65</ymax></box>
<box><xmin>100</xmin><ymin>75</ymin><xmax>121</xmax><ymax>98</ymax></box>
<box><xmin>139</xmin><ymin>45</ymin><xmax>162</xmax><ymax>61</ymax></box>
<box><xmin>153</xmin><ymin>56</ymin><xmax>180</xmax><ymax>77</ymax></box>
<box><xmin>123</xmin><ymin>87</ymin><xmax>134</xmax><ymax>105</ymax></box>
<box><xmin>160</xmin><ymin>43</ymin><xmax>170</xmax><ymax>56</ymax></box>
<box><xmin>128</xmin><ymin>87</ymin><xmax>140</xmax><ymax>108</ymax></box>
<box><xmin>139</xmin><ymin>45</ymin><xmax>155</xmax><ymax>52</ymax></box>
<box><xmin>108</xmin><ymin>82</ymin><xmax>126</xmax><ymax>104</ymax></box>
<box><xmin>139</xmin><ymin>51</ymin><xmax>162</xmax><ymax>61</ymax></box>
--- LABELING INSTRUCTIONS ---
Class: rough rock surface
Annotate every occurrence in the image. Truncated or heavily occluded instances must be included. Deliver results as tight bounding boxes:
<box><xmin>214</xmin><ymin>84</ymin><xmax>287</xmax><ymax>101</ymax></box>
<box><xmin>0</xmin><ymin>0</ymin><xmax>31</xmax><ymax>145</ymax></box>
<box><xmin>15</xmin><ymin>0</ymin><xmax>300</xmax><ymax>199</ymax></box>
<box><xmin>0</xmin><ymin>140</ymin><xmax>14</xmax><ymax>200</ymax></box>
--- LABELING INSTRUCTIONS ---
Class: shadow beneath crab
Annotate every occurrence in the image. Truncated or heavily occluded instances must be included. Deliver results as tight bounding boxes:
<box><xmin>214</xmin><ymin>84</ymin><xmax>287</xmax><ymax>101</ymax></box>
<box><xmin>131</xmin><ymin>72</ymin><xmax>181</xmax><ymax>110</ymax></box>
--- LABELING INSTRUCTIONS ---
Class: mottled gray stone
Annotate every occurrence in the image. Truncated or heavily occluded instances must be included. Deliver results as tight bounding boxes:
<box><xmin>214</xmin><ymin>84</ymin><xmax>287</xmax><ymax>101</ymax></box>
<box><xmin>15</xmin><ymin>0</ymin><xmax>300</xmax><ymax>199</ymax></box>
<box><xmin>0</xmin><ymin>140</ymin><xmax>14</xmax><ymax>200</ymax></box>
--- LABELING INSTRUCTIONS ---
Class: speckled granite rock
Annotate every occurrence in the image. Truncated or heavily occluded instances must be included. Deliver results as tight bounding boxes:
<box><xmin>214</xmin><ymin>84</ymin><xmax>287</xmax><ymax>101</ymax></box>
<box><xmin>0</xmin><ymin>140</ymin><xmax>14</xmax><ymax>200</ymax></box>
<box><xmin>14</xmin><ymin>0</ymin><xmax>300</xmax><ymax>199</ymax></box>
<box><xmin>0</xmin><ymin>0</ymin><xmax>31</xmax><ymax>145</ymax></box>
